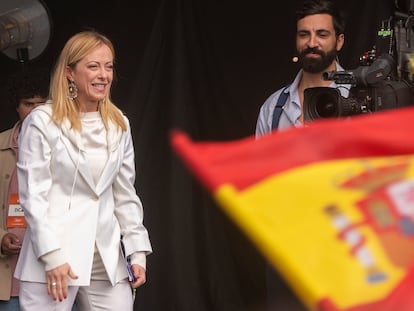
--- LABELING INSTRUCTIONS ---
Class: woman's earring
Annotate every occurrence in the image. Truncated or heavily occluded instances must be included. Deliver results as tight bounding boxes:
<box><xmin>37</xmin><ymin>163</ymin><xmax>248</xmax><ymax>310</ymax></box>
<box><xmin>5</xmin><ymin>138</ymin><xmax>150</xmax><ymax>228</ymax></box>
<box><xmin>68</xmin><ymin>80</ymin><xmax>78</xmax><ymax>100</ymax></box>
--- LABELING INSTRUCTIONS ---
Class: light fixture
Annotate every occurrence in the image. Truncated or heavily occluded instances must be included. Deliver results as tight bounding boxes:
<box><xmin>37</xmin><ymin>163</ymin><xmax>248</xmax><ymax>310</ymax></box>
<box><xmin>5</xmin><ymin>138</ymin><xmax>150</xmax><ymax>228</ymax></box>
<box><xmin>0</xmin><ymin>0</ymin><xmax>52</xmax><ymax>62</ymax></box>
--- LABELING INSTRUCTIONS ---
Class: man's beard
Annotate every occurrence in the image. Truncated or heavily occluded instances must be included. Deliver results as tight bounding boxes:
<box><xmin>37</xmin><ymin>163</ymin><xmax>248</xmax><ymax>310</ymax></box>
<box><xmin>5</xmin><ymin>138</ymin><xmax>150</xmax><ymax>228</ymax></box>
<box><xmin>298</xmin><ymin>47</ymin><xmax>337</xmax><ymax>74</ymax></box>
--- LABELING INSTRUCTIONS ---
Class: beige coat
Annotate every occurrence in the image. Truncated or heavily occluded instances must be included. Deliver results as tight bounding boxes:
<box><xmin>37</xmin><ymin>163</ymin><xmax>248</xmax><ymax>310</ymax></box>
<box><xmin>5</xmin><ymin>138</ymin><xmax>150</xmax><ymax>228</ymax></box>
<box><xmin>0</xmin><ymin>123</ymin><xmax>19</xmax><ymax>300</ymax></box>
<box><xmin>14</xmin><ymin>104</ymin><xmax>152</xmax><ymax>286</ymax></box>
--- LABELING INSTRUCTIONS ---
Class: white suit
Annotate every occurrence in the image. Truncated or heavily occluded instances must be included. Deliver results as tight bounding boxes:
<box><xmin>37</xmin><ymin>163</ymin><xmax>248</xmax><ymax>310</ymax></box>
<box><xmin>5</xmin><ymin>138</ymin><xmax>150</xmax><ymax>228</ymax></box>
<box><xmin>14</xmin><ymin>103</ymin><xmax>152</xmax><ymax>286</ymax></box>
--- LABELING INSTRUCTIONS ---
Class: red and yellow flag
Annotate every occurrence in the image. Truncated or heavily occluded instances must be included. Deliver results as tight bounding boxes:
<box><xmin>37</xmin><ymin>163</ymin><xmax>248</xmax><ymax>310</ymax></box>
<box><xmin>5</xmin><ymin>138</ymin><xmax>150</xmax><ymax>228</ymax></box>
<box><xmin>170</xmin><ymin>107</ymin><xmax>414</xmax><ymax>311</ymax></box>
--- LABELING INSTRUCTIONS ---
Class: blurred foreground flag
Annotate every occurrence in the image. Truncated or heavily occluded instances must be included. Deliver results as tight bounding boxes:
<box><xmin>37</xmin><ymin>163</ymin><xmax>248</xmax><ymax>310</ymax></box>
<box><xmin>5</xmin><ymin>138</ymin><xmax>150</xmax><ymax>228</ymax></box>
<box><xmin>170</xmin><ymin>107</ymin><xmax>414</xmax><ymax>311</ymax></box>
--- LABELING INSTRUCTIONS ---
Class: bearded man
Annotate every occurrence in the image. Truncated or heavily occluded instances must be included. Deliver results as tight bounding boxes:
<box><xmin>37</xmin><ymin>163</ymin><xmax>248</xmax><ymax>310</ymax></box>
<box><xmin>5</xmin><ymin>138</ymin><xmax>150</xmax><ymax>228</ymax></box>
<box><xmin>256</xmin><ymin>0</ymin><xmax>350</xmax><ymax>135</ymax></box>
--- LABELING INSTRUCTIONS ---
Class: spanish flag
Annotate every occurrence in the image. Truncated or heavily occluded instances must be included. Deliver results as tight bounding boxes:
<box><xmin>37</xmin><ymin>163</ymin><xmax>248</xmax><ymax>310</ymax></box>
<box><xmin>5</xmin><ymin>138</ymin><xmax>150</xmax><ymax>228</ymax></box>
<box><xmin>170</xmin><ymin>107</ymin><xmax>414</xmax><ymax>311</ymax></box>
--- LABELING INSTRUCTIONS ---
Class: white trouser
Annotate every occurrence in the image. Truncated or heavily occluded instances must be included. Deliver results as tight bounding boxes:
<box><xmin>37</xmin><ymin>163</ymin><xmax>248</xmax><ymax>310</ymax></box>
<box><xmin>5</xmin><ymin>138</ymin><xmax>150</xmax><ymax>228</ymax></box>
<box><xmin>19</xmin><ymin>279</ymin><xmax>133</xmax><ymax>311</ymax></box>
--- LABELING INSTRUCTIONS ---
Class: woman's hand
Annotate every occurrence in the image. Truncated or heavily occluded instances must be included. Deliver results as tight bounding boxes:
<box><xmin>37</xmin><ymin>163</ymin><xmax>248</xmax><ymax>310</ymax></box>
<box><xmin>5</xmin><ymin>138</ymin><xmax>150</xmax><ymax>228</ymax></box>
<box><xmin>46</xmin><ymin>263</ymin><xmax>78</xmax><ymax>302</ymax></box>
<box><xmin>130</xmin><ymin>264</ymin><xmax>146</xmax><ymax>289</ymax></box>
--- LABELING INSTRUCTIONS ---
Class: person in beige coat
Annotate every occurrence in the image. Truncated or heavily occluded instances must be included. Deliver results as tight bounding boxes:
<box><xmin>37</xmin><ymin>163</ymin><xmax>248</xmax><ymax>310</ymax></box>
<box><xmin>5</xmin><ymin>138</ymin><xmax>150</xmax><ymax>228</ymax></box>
<box><xmin>15</xmin><ymin>31</ymin><xmax>153</xmax><ymax>311</ymax></box>
<box><xmin>0</xmin><ymin>67</ymin><xmax>49</xmax><ymax>310</ymax></box>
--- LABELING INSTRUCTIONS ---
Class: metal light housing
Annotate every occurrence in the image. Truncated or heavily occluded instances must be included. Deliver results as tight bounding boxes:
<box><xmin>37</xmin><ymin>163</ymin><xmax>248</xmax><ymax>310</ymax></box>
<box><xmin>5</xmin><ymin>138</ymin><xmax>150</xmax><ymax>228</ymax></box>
<box><xmin>0</xmin><ymin>0</ymin><xmax>52</xmax><ymax>62</ymax></box>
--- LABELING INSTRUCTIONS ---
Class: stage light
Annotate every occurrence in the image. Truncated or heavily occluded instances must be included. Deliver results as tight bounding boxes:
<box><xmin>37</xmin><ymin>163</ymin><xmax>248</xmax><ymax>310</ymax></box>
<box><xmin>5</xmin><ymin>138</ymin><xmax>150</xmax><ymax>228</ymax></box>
<box><xmin>0</xmin><ymin>0</ymin><xmax>52</xmax><ymax>62</ymax></box>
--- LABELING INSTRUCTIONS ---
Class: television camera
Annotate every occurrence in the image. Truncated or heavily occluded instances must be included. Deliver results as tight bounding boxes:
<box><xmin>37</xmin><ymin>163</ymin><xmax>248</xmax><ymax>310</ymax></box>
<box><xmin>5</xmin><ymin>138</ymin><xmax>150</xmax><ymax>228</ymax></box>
<box><xmin>303</xmin><ymin>1</ymin><xmax>414</xmax><ymax>121</ymax></box>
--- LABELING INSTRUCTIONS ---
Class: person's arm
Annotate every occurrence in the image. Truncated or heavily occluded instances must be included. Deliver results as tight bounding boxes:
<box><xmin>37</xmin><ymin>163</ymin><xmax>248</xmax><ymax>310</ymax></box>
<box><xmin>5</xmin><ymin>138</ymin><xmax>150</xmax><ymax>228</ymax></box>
<box><xmin>255</xmin><ymin>104</ymin><xmax>269</xmax><ymax>138</ymax></box>
<box><xmin>255</xmin><ymin>90</ymin><xmax>281</xmax><ymax>138</ymax></box>
<box><xmin>17</xmin><ymin>110</ymin><xmax>64</xmax><ymax>263</ymax></box>
<box><xmin>112</xmin><ymin>116</ymin><xmax>152</xmax><ymax>255</ymax></box>
<box><xmin>18</xmin><ymin>109</ymin><xmax>78</xmax><ymax>301</ymax></box>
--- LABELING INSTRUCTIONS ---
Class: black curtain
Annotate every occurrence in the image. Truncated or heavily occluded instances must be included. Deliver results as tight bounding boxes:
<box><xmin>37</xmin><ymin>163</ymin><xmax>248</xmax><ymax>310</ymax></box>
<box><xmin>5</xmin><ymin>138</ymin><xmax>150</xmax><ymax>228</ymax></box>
<box><xmin>0</xmin><ymin>1</ymin><xmax>396</xmax><ymax>310</ymax></box>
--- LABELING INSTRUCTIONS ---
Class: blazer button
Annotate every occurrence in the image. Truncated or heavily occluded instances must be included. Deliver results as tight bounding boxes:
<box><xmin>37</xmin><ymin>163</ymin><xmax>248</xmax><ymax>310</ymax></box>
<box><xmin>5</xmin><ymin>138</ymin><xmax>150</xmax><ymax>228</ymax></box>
<box><xmin>4</xmin><ymin>173</ymin><xmax>10</xmax><ymax>179</ymax></box>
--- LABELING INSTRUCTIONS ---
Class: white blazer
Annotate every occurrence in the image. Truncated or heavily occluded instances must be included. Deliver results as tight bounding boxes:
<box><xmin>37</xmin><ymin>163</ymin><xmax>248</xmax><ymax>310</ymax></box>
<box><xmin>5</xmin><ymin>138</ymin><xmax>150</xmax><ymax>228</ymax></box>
<box><xmin>14</xmin><ymin>103</ymin><xmax>152</xmax><ymax>286</ymax></box>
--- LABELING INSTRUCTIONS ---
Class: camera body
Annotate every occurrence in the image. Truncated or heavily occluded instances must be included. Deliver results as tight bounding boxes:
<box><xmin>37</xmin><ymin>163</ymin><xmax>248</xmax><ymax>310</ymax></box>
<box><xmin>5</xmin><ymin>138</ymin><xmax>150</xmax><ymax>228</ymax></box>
<box><xmin>304</xmin><ymin>80</ymin><xmax>414</xmax><ymax>121</ymax></box>
<box><xmin>303</xmin><ymin>4</ymin><xmax>414</xmax><ymax>122</ymax></box>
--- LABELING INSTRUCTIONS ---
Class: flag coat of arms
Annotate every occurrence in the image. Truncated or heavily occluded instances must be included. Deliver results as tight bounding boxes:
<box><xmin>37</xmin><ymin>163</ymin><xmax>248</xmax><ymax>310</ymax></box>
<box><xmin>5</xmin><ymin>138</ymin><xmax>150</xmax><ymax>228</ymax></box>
<box><xmin>170</xmin><ymin>107</ymin><xmax>414</xmax><ymax>311</ymax></box>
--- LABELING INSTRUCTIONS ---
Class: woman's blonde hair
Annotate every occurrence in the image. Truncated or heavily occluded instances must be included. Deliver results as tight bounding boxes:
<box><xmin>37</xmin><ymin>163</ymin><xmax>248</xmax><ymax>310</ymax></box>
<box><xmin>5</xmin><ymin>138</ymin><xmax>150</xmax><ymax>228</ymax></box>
<box><xmin>50</xmin><ymin>30</ymin><xmax>126</xmax><ymax>131</ymax></box>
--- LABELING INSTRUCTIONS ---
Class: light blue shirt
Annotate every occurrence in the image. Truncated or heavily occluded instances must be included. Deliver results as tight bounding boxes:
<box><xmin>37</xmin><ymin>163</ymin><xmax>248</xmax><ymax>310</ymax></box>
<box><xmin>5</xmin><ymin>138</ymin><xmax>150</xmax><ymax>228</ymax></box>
<box><xmin>255</xmin><ymin>63</ymin><xmax>351</xmax><ymax>137</ymax></box>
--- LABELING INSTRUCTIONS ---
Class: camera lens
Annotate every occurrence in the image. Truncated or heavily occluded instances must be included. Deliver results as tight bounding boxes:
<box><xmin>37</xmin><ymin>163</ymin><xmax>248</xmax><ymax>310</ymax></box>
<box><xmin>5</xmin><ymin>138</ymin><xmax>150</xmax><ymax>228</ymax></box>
<box><xmin>304</xmin><ymin>87</ymin><xmax>341</xmax><ymax>121</ymax></box>
<box><xmin>315</xmin><ymin>93</ymin><xmax>339</xmax><ymax>118</ymax></box>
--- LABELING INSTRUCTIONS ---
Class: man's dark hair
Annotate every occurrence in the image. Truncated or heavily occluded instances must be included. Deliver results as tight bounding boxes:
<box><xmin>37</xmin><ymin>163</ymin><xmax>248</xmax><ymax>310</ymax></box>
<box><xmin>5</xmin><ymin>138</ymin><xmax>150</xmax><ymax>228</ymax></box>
<box><xmin>6</xmin><ymin>66</ymin><xmax>50</xmax><ymax>108</ymax></box>
<box><xmin>296</xmin><ymin>0</ymin><xmax>346</xmax><ymax>37</ymax></box>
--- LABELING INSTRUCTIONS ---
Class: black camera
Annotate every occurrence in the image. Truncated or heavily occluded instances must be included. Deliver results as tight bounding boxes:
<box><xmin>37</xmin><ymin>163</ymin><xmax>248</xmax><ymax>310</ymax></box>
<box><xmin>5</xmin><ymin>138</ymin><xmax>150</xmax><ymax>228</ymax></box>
<box><xmin>303</xmin><ymin>79</ymin><xmax>414</xmax><ymax>121</ymax></box>
<box><xmin>303</xmin><ymin>4</ymin><xmax>414</xmax><ymax>122</ymax></box>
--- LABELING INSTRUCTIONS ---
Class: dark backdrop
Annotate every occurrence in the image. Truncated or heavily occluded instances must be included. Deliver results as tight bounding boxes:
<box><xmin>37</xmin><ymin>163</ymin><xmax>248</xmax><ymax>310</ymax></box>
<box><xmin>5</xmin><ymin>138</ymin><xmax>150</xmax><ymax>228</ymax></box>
<box><xmin>0</xmin><ymin>1</ymin><xmax>396</xmax><ymax>310</ymax></box>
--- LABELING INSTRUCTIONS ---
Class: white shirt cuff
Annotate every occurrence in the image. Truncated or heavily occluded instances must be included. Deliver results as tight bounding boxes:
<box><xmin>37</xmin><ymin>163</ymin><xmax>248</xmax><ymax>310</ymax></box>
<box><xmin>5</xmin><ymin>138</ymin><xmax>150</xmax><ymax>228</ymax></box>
<box><xmin>129</xmin><ymin>251</ymin><xmax>146</xmax><ymax>270</ymax></box>
<box><xmin>40</xmin><ymin>250</ymin><xmax>66</xmax><ymax>271</ymax></box>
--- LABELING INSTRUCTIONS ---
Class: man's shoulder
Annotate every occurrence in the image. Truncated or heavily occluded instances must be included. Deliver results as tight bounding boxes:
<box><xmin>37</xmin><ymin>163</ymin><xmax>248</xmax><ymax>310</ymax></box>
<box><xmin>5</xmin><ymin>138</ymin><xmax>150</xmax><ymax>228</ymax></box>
<box><xmin>263</xmin><ymin>83</ymin><xmax>292</xmax><ymax>105</ymax></box>
<box><xmin>0</xmin><ymin>127</ymin><xmax>15</xmax><ymax>149</ymax></box>
<box><xmin>264</xmin><ymin>71</ymin><xmax>300</xmax><ymax>103</ymax></box>
<box><xmin>0</xmin><ymin>127</ymin><xmax>14</xmax><ymax>136</ymax></box>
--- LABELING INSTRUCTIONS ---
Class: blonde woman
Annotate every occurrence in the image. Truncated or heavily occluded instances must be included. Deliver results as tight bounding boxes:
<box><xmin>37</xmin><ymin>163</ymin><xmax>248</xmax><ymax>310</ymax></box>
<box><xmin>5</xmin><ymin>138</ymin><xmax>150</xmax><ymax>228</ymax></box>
<box><xmin>15</xmin><ymin>30</ymin><xmax>152</xmax><ymax>311</ymax></box>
